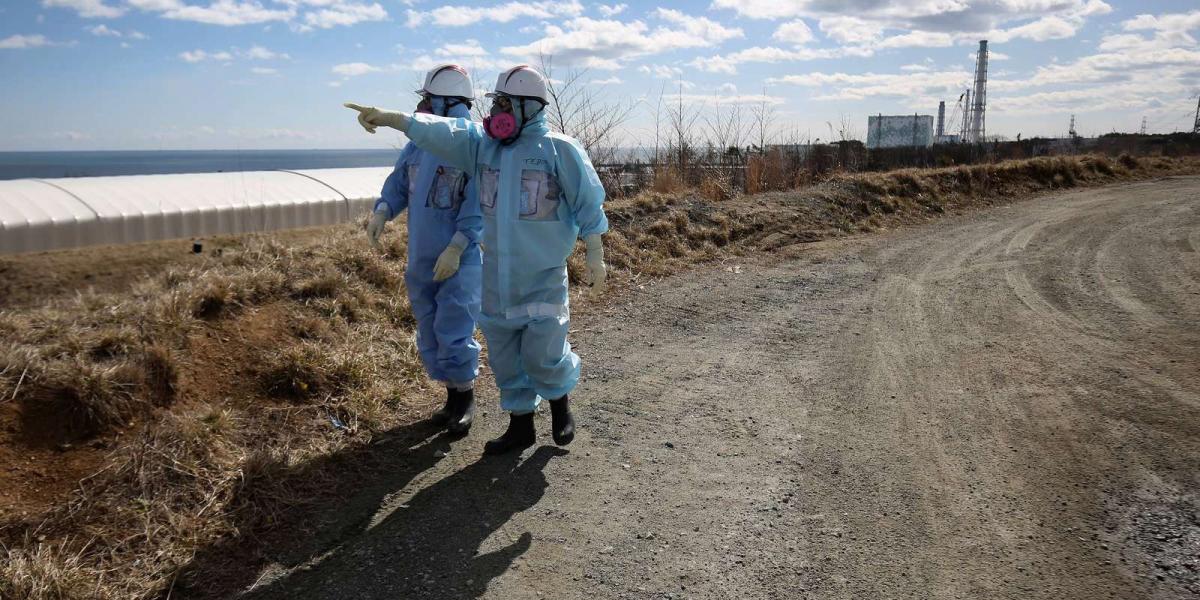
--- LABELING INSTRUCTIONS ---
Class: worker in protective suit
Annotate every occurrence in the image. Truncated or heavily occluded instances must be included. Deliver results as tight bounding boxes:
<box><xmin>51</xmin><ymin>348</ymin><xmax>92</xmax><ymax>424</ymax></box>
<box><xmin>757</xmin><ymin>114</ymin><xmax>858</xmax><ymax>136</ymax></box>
<box><xmin>346</xmin><ymin>64</ymin><xmax>608</xmax><ymax>455</ymax></box>
<box><xmin>367</xmin><ymin>64</ymin><xmax>483</xmax><ymax>434</ymax></box>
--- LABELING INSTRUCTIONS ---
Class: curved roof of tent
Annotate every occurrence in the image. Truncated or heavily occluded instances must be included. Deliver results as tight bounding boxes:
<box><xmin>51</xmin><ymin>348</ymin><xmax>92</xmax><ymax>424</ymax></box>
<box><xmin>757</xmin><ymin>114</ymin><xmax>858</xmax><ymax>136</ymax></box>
<box><xmin>0</xmin><ymin>167</ymin><xmax>392</xmax><ymax>255</ymax></box>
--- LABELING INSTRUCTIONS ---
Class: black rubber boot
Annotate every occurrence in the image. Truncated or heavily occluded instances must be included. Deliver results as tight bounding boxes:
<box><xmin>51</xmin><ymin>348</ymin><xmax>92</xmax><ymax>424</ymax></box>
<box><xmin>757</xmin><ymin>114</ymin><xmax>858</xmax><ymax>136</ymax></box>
<box><xmin>429</xmin><ymin>387</ymin><xmax>454</xmax><ymax>427</ymax></box>
<box><xmin>548</xmin><ymin>395</ymin><xmax>575</xmax><ymax>446</ymax></box>
<box><xmin>483</xmin><ymin>412</ymin><xmax>536</xmax><ymax>455</ymax></box>
<box><xmin>446</xmin><ymin>387</ymin><xmax>475</xmax><ymax>434</ymax></box>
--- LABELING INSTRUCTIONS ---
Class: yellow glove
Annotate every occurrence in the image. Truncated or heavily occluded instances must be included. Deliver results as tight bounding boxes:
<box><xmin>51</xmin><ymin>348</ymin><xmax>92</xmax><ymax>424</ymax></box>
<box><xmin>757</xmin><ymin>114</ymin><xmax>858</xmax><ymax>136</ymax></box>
<box><xmin>344</xmin><ymin>102</ymin><xmax>411</xmax><ymax>134</ymax></box>
<box><xmin>433</xmin><ymin>242</ymin><xmax>464</xmax><ymax>282</ymax></box>
<box><xmin>584</xmin><ymin>234</ymin><xmax>606</xmax><ymax>297</ymax></box>
<box><xmin>367</xmin><ymin>209</ymin><xmax>388</xmax><ymax>248</ymax></box>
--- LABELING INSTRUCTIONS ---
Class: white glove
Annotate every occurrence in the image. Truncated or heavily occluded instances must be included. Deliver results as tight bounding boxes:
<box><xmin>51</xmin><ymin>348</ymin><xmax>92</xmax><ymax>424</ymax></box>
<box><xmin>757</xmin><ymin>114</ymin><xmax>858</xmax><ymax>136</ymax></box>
<box><xmin>367</xmin><ymin>209</ymin><xmax>388</xmax><ymax>248</ymax></box>
<box><xmin>433</xmin><ymin>243</ymin><xmax>464</xmax><ymax>282</ymax></box>
<box><xmin>584</xmin><ymin>234</ymin><xmax>607</xmax><ymax>297</ymax></box>
<box><xmin>344</xmin><ymin>102</ymin><xmax>411</xmax><ymax>134</ymax></box>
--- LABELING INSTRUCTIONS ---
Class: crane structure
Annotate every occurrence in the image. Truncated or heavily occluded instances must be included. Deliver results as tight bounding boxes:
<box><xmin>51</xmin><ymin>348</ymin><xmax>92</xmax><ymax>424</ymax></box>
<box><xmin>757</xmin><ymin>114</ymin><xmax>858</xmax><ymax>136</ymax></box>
<box><xmin>1194</xmin><ymin>96</ymin><xmax>1199</xmax><ymax>134</ymax></box>
<box><xmin>967</xmin><ymin>40</ymin><xmax>989</xmax><ymax>143</ymax></box>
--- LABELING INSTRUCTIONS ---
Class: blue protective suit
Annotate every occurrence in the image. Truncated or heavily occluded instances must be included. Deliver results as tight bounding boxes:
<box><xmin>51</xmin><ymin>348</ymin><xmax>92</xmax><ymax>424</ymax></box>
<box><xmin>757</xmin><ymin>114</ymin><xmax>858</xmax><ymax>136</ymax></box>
<box><xmin>403</xmin><ymin>101</ymin><xmax>609</xmax><ymax>414</ymax></box>
<box><xmin>376</xmin><ymin>97</ymin><xmax>483</xmax><ymax>388</ymax></box>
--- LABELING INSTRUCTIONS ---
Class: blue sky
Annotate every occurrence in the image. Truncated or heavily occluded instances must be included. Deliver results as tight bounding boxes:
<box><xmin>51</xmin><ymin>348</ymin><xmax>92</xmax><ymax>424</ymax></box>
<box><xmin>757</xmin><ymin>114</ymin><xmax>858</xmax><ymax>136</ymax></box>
<box><xmin>1</xmin><ymin>0</ymin><xmax>1198</xmax><ymax>150</ymax></box>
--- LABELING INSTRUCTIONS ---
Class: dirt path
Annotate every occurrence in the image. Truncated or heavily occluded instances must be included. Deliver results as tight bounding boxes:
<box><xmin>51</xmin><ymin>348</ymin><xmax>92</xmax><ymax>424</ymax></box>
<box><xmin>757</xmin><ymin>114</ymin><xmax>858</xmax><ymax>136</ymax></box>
<box><xmin>233</xmin><ymin>177</ymin><xmax>1200</xmax><ymax>600</ymax></box>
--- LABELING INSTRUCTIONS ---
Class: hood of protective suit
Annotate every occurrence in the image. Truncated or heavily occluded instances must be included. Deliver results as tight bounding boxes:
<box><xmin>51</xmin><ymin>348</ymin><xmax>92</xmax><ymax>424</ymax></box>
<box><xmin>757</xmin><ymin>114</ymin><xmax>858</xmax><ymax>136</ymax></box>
<box><xmin>515</xmin><ymin>98</ymin><xmax>550</xmax><ymax>135</ymax></box>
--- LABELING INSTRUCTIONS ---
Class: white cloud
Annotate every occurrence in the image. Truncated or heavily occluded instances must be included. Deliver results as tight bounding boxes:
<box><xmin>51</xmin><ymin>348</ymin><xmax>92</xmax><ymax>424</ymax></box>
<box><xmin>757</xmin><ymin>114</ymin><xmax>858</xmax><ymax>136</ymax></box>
<box><xmin>712</xmin><ymin>0</ymin><xmax>1112</xmax><ymax>52</ymax></box>
<box><xmin>179</xmin><ymin>49</ymin><xmax>234</xmax><ymax>62</ymax></box>
<box><xmin>597</xmin><ymin>3</ymin><xmax>626</xmax><ymax>17</ymax></box>
<box><xmin>331</xmin><ymin>61</ymin><xmax>381</xmax><ymax>77</ymax></box>
<box><xmin>41</xmin><ymin>0</ymin><xmax>124</xmax><ymax>19</ymax></box>
<box><xmin>244</xmin><ymin>45</ymin><xmax>289</xmax><ymax>60</ymax></box>
<box><xmin>405</xmin><ymin>0</ymin><xmax>583</xmax><ymax>28</ymax></box>
<box><xmin>502</xmin><ymin>12</ymin><xmax>743</xmax><ymax>69</ymax></box>
<box><xmin>639</xmin><ymin>64</ymin><xmax>682</xmax><ymax>79</ymax></box>
<box><xmin>437</xmin><ymin>39</ymin><xmax>488</xmax><ymax>57</ymax></box>
<box><xmin>653</xmin><ymin>8</ymin><xmax>743</xmax><ymax>45</ymax></box>
<box><xmin>773</xmin><ymin>19</ymin><xmax>814</xmax><ymax>44</ymax></box>
<box><xmin>0</xmin><ymin>34</ymin><xmax>56</xmax><ymax>49</ymax></box>
<box><xmin>768</xmin><ymin>69</ymin><xmax>973</xmax><ymax>104</ymax></box>
<box><xmin>88</xmin><ymin>24</ymin><xmax>122</xmax><ymax>37</ymax></box>
<box><xmin>708</xmin><ymin>0</ymin><xmax>803</xmax><ymax>20</ymax></box>
<box><xmin>403</xmin><ymin>40</ymin><xmax>512</xmax><ymax>72</ymax></box>
<box><xmin>128</xmin><ymin>30</ymin><xmax>148</xmax><ymax>39</ymax></box>
<box><xmin>251</xmin><ymin>66</ymin><xmax>278</xmax><ymax>75</ymax></box>
<box><xmin>876</xmin><ymin>30</ymin><xmax>955</xmax><ymax>49</ymax></box>
<box><xmin>988</xmin><ymin>15</ymin><xmax>1078</xmax><ymax>43</ymax></box>
<box><xmin>302</xmin><ymin>2</ymin><xmax>386</xmax><ymax>29</ymax></box>
<box><xmin>717</xmin><ymin>82</ymin><xmax>737</xmax><ymax>94</ymax></box>
<box><xmin>134</xmin><ymin>0</ymin><xmax>296</xmax><ymax>27</ymax></box>
<box><xmin>1123</xmin><ymin>10</ymin><xmax>1200</xmax><ymax>34</ymax></box>
<box><xmin>180</xmin><ymin>45</ymin><xmax>289</xmax><ymax>63</ymax></box>
<box><xmin>689</xmin><ymin>45</ymin><xmax>871</xmax><ymax>74</ymax></box>
<box><xmin>592</xmin><ymin>75</ymin><xmax>622</xmax><ymax>85</ymax></box>
<box><xmin>818</xmin><ymin>16</ymin><xmax>881</xmax><ymax>45</ymax></box>
<box><xmin>677</xmin><ymin>92</ymin><xmax>785</xmax><ymax>106</ymax></box>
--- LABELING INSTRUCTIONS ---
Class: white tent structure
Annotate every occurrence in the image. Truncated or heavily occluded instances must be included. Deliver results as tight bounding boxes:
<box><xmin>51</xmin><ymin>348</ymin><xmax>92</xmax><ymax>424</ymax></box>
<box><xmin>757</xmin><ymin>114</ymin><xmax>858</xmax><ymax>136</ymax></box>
<box><xmin>0</xmin><ymin>167</ymin><xmax>392</xmax><ymax>255</ymax></box>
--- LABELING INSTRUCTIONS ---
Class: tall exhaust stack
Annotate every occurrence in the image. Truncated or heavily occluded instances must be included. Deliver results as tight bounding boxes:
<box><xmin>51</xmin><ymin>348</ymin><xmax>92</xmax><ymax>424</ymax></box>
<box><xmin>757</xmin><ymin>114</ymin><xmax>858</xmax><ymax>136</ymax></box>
<box><xmin>969</xmin><ymin>40</ymin><xmax>988</xmax><ymax>143</ymax></box>
<box><xmin>936</xmin><ymin>101</ymin><xmax>946</xmax><ymax>139</ymax></box>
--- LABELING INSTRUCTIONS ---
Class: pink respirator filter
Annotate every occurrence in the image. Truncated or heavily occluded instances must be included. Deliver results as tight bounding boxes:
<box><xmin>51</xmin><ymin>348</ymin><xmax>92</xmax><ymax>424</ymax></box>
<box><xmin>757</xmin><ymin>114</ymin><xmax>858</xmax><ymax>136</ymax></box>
<box><xmin>484</xmin><ymin>112</ymin><xmax>517</xmax><ymax>140</ymax></box>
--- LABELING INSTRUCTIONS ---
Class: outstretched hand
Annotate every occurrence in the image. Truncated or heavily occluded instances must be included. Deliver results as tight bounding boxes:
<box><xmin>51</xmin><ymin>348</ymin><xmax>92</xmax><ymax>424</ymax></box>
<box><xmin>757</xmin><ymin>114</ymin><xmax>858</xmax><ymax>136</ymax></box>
<box><xmin>344</xmin><ymin>102</ymin><xmax>409</xmax><ymax>134</ymax></box>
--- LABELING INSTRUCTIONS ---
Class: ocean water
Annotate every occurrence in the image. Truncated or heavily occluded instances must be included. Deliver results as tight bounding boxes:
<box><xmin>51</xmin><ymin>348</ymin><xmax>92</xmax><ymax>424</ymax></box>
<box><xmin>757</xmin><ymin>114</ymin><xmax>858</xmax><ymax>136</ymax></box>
<box><xmin>0</xmin><ymin>149</ymin><xmax>402</xmax><ymax>181</ymax></box>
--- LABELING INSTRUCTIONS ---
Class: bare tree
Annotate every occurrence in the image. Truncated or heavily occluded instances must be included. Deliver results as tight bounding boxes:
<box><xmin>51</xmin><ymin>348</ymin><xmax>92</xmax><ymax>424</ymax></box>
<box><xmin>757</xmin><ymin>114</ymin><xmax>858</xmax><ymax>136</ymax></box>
<box><xmin>538</xmin><ymin>54</ymin><xmax>637</xmax><ymax>165</ymax></box>
<box><xmin>704</xmin><ymin>100</ymin><xmax>745</xmax><ymax>154</ymax></box>
<box><xmin>750</xmin><ymin>87</ymin><xmax>777</xmax><ymax>152</ymax></box>
<box><xmin>836</xmin><ymin>113</ymin><xmax>860</xmax><ymax>142</ymax></box>
<box><xmin>666</xmin><ymin>80</ymin><xmax>701</xmax><ymax>177</ymax></box>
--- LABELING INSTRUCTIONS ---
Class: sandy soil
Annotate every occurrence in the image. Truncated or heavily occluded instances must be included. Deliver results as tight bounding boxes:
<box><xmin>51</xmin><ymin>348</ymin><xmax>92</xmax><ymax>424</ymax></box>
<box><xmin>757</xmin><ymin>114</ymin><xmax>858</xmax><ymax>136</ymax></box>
<box><xmin>169</xmin><ymin>176</ymin><xmax>1199</xmax><ymax>599</ymax></box>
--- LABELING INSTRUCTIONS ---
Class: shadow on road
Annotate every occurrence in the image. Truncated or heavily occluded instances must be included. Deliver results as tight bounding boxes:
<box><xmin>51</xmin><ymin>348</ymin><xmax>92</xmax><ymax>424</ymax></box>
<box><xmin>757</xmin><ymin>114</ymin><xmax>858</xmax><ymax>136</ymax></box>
<box><xmin>173</xmin><ymin>416</ymin><xmax>563</xmax><ymax>600</ymax></box>
<box><xmin>243</xmin><ymin>446</ymin><xmax>564</xmax><ymax>600</ymax></box>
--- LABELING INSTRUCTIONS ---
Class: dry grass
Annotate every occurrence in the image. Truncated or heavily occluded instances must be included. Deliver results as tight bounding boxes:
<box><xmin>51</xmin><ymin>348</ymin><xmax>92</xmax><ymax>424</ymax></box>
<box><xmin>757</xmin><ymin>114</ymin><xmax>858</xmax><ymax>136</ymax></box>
<box><xmin>1</xmin><ymin>154</ymin><xmax>1198</xmax><ymax>599</ymax></box>
<box><xmin>0</xmin><ymin>221</ymin><xmax>426</xmax><ymax>599</ymax></box>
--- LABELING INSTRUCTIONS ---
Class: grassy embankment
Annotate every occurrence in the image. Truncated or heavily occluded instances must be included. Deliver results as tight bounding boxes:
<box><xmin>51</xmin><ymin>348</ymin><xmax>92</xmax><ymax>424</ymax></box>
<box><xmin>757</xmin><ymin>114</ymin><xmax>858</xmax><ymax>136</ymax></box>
<box><xmin>1</xmin><ymin>153</ymin><xmax>1197</xmax><ymax>599</ymax></box>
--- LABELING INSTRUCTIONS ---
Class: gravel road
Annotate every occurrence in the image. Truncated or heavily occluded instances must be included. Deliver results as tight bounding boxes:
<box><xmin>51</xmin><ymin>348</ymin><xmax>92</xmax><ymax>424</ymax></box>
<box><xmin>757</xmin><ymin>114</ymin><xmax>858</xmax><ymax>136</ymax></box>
<box><xmin>240</xmin><ymin>176</ymin><xmax>1200</xmax><ymax>600</ymax></box>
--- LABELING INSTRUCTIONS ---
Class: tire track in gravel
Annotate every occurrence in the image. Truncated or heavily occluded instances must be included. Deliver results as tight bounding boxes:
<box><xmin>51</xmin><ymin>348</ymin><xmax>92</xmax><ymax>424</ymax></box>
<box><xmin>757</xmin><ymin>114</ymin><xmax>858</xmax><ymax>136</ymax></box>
<box><xmin>240</xmin><ymin>176</ymin><xmax>1200</xmax><ymax>600</ymax></box>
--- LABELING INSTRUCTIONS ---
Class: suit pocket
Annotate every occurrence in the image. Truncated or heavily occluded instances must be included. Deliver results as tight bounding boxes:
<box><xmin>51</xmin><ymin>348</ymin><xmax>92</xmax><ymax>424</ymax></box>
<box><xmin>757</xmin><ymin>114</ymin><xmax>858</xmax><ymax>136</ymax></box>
<box><xmin>428</xmin><ymin>166</ymin><xmax>466</xmax><ymax>210</ymax></box>
<box><xmin>518</xmin><ymin>169</ymin><xmax>561</xmax><ymax>221</ymax></box>
<box><xmin>479</xmin><ymin>168</ymin><xmax>499</xmax><ymax>216</ymax></box>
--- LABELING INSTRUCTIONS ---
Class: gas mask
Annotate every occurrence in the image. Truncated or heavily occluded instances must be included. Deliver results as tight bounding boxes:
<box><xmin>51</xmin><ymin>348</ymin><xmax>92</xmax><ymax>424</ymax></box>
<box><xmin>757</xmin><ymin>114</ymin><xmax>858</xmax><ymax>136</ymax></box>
<box><xmin>484</xmin><ymin>94</ymin><xmax>544</xmax><ymax>145</ymax></box>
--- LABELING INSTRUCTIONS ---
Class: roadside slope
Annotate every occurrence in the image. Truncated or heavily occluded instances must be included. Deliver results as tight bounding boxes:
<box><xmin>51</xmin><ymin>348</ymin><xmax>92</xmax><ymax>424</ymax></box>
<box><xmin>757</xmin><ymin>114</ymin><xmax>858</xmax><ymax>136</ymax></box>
<box><xmin>228</xmin><ymin>176</ymin><xmax>1199</xmax><ymax>599</ymax></box>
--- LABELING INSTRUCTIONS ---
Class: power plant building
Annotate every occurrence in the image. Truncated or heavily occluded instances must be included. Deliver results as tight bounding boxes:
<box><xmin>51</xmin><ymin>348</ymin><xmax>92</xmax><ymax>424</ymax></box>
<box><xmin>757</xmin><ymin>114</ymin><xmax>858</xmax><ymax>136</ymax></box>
<box><xmin>867</xmin><ymin>114</ymin><xmax>935</xmax><ymax>149</ymax></box>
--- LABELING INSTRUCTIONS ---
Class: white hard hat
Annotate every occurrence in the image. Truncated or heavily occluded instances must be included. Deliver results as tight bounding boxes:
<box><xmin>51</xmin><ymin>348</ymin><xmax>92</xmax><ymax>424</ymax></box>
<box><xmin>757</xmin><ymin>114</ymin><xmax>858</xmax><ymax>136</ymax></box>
<box><xmin>416</xmin><ymin>64</ymin><xmax>473</xmax><ymax>99</ymax></box>
<box><xmin>487</xmin><ymin>64</ymin><xmax>549</xmax><ymax>104</ymax></box>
